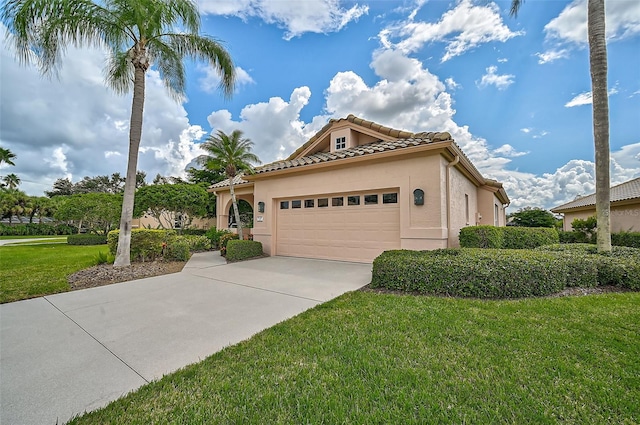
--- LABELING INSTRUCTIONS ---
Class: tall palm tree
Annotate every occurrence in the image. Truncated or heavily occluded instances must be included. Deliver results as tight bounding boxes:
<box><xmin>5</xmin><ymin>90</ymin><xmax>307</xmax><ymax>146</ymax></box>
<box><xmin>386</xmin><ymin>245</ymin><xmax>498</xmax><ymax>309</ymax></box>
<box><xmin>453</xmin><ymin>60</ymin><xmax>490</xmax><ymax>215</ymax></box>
<box><xmin>2</xmin><ymin>173</ymin><xmax>21</xmax><ymax>189</ymax></box>
<box><xmin>199</xmin><ymin>130</ymin><xmax>261</xmax><ymax>239</ymax></box>
<box><xmin>2</xmin><ymin>0</ymin><xmax>236</xmax><ymax>265</ymax></box>
<box><xmin>510</xmin><ymin>0</ymin><xmax>611</xmax><ymax>252</ymax></box>
<box><xmin>0</xmin><ymin>147</ymin><xmax>16</xmax><ymax>166</ymax></box>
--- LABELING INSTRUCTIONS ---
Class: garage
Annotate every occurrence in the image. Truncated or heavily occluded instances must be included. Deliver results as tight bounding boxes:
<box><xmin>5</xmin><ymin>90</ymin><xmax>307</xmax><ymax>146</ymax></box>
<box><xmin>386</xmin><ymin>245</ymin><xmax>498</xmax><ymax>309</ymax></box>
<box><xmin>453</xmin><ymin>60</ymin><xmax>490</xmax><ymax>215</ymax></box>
<box><xmin>275</xmin><ymin>190</ymin><xmax>400</xmax><ymax>262</ymax></box>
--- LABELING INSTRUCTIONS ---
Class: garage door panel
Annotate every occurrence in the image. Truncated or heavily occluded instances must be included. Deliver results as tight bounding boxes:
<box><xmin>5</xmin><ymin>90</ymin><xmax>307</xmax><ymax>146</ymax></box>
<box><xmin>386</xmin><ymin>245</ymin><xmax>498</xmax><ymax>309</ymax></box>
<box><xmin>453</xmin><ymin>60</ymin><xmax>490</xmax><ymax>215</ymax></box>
<box><xmin>276</xmin><ymin>193</ymin><xmax>400</xmax><ymax>263</ymax></box>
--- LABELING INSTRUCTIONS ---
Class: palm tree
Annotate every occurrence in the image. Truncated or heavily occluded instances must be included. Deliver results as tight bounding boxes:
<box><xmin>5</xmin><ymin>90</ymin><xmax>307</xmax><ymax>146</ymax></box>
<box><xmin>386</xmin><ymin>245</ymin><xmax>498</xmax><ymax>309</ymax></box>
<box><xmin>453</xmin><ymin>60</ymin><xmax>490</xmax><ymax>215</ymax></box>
<box><xmin>2</xmin><ymin>173</ymin><xmax>21</xmax><ymax>189</ymax></box>
<box><xmin>510</xmin><ymin>0</ymin><xmax>611</xmax><ymax>252</ymax></box>
<box><xmin>2</xmin><ymin>0</ymin><xmax>236</xmax><ymax>266</ymax></box>
<box><xmin>199</xmin><ymin>130</ymin><xmax>261</xmax><ymax>239</ymax></box>
<box><xmin>0</xmin><ymin>147</ymin><xmax>16</xmax><ymax>166</ymax></box>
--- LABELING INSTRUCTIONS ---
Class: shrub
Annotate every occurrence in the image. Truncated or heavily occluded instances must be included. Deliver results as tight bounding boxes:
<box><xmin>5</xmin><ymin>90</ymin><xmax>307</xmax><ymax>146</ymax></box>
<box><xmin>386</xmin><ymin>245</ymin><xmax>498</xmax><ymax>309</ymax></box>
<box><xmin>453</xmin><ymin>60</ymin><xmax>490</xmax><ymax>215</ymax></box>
<box><xmin>612</xmin><ymin>231</ymin><xmax>640</xmax><ymax>248</ymax></box>
<box><xmin>205</xmin><ymin>227</ymin><xmax>232</xmax><ymax>249</ymax></box>
<box><xmin>93</xmin><ymin>250</ymin><xmax>115</xmax><ymax>265</ymax></box>
<box><xmin>165</xmin><ymin>238</ymin><xmax>191</xmax><ymax>261</ymax></box>
<box><xmin>180</xmin><ymin>228</ymin><xmax>207</xmax><ymax>236</ymax></box>
<box><xmin>219</xmin><ymin>233</ymin><xmax>239</xmax><ymax>256</ymax></box>
<box><xmin>0</xmin><ymin>223</ymin><xmax>77</xmax><ymax>236</ymax></box>
<box><xmin>558</xmin><ymin>231</ymin><xmax>592</xmax><ymax>244</ymax></box>
<box><xmin>226</xmin><ymin>240</ymin><xmax>263</xmax><ymax>261</ymax></box>
<box><xmin>459</xmin><ymin>226</ymin><xmax>502</xmax><ymax>248</ymax></box>
<box><xmin>460</xmin><ymin>226</ymin><xmax>558</xmax><ymax>249</ymax></box>
<box><xmin>107</xmin><ymin>229</ymin><xmax>176</xmax><ymax>261</ymax></box>
<box><xmin>371</xmin><ymin>249</ymin><xmax>570</xmax><ymax>299</ymax></box>
<box><xmin>67</xmin><ymin>234</ymin><xmax>107</xmax><ymax>245</ymax></box>
<box><xmin>167</xmin><ymin>235</ymin><xmax>210</xmax><ymax>253</ymax></box>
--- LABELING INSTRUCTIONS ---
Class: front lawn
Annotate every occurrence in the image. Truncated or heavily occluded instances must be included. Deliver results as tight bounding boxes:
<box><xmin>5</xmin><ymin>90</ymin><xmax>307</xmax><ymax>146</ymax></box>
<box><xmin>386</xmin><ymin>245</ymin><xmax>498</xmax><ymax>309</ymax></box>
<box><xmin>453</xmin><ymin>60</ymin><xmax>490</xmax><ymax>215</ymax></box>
<box><xmin>0</xmin><ymin>243</ymin><xmax>105</xmax><ymax>303</ymax></box>
<box><xmin>69</xmin><ymin>291</ymin><xmax>640</xmax><ymax>424</ymax></box>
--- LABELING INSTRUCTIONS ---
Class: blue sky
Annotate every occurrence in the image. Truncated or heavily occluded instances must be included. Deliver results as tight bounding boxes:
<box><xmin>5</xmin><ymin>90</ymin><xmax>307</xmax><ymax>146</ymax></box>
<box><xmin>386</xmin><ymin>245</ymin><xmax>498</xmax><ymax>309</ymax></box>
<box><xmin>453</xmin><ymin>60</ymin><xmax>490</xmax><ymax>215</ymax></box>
<box><xmin>1</xmin><ymin>0</ymin><xmax>639</xmax><ymax>211</ymax></box>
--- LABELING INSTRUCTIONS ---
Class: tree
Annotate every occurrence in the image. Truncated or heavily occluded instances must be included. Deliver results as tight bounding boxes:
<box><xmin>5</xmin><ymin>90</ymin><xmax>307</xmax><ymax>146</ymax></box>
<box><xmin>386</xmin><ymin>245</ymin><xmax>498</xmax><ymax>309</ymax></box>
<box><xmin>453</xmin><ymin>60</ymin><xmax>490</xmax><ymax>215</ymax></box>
<box><xmin>3</xmin><ymin>0</ymin><xmax>236</xmax><ymax>266</ymax></box>
<box><xmin>0</xmin><ymin>147</ymin><xmax>16</xmax><ymax>166</ymax></box>
<box><xmin>1</xmin><ymin>173</ymin><xmax>20</xmax><ymax>189</ymax></box>
<box><xmin>199</xmin><ymin>130</ymin><xmax>261</xmax><ymax>239</ymax></box>
<box><xmin>54</xmin><ymin>193</ymin><xmax>122</xmax><ymax>234</ymax></box>
<box><xmin>134</xmin><ymin>183</ymin><xmax>209</xmax><ymax>231</ymax></box>
<box><xmin>508</xmin><ymin>207</ymin><xmax>557</xmax><ymax>228</ymax></box>
<box><xmin>510</xmin><ymin>0</ymin><xmax>611</xmax><ymax>252</ymax></box>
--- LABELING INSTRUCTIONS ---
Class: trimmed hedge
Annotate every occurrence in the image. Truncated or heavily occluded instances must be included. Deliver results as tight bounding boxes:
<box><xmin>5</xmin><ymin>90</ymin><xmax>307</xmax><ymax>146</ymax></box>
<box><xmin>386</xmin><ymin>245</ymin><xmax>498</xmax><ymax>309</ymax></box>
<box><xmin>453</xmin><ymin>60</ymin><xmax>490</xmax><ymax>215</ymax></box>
<box><xmin>371</xmin><ymin>245</ymin><xmax>640</xmax><ymax>298</ymax></box>
<box><xmin>226</xmin><ymin>240</ymin><xmax>263</xmax><ymax>262</ymax></box>
<box><xmin>0</xmin><ymin>223</ymin><xmax>77</xmax><ymax>236</ymax></box>
<box><xmin>460</xmin><ymin>226</ymin><xmax>558</xmax><ymax>249</ymax></box>
<box><xmin>107</xmin><ymin>229</ymin><xmax>176</xmax><ymax>261</ymax></box>
<box><xmin>219</xmin><ymin>233</ymin><xmax>239</xmax><ymax>256</ymax></box>
<box><xmin>67</xmin><ymin>234</ymin><xmax>107</xmax><ymax>245</ymax></box>
<box><xmin>612</xmin><ymin>231</ymin><xmax>640</xmax><ymax>248</ymax></box>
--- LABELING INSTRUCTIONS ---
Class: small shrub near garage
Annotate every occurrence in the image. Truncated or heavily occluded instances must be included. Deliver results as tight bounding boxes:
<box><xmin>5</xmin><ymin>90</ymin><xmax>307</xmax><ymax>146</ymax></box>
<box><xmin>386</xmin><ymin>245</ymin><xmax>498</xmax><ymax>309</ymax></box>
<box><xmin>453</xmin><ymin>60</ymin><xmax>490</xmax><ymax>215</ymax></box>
<box><xmin>108</xmin><ymin>229</ymin><xmax>176</xmax><ymax>261</ymax></box>
<box><xmin>460</xmin><ymin>226</ymin><xmax>558</xmax><ymax>249</ymax></box>
<box><xmin>205</xmin><ymin>227</ymin><xmax>233</xmax><ymax>249</ymax></box>
<box><xmin>226</xmin><ymin>240</ymin><xmax>263</xmax><ymax>262</ymax></box>
<box><xmin>219</xmin><ymin>233</ymin><xmax>239</xmax><ymax>256</ymax></box>
<box><xmin>67</xmin><ymin>234</ymin><xmax>107</xmax><ymax>245</ymax></box>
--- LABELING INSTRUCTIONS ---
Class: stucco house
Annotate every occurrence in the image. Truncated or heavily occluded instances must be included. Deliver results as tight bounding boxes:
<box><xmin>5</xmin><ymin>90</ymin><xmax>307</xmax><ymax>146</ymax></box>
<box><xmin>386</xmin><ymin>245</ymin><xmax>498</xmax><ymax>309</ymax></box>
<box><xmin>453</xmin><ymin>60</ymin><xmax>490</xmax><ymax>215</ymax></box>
<box><xmin>210</xmin><ymin>114</ymin><xmax>510</xmax><ymax>262</ymax></box>
<box><xmin>551</xmin><ymin>177</ymin><xmax>640</xmax><ymax>232</ymax></box>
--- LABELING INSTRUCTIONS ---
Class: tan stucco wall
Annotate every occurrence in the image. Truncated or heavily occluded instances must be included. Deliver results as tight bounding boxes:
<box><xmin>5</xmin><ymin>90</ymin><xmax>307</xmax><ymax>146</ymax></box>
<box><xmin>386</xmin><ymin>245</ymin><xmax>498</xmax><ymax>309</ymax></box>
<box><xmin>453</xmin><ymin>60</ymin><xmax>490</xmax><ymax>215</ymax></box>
<box><xmin>477</xmin><ymin>189</ymin><xmax>506</xmax><ymax>227</ymax></box>
<box><xmin>562</xmin><ymin>202</ymin><xmax>640</xmax><ymax>232</ymax></box>
<box><xmin>248</xmin><ymin>153</ymin><xmax>453</xmax><ymax>257</ymax></box>
<box><xmin>133</xmin><ymin>215</ymin><xmax>215</xmax><ymax>230</ymax></box>
<box><xmin>214</xmin><ymin>187</ymin><xmax>255</xmax><ymax>231</ymax></box>
<box><xmin>448</xmin><ymin>165</ymin><xmax>479</xmax><ymax>247</ymax></box>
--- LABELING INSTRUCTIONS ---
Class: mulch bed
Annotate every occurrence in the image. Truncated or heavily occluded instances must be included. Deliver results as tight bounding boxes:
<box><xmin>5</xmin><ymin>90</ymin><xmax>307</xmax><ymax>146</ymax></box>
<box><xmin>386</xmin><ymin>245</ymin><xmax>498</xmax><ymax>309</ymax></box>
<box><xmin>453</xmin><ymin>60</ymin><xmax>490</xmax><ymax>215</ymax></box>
<box><xmin>67</xmin><ymin>261</ymin><xmax>186</xmax><ymax>291</ymax></box>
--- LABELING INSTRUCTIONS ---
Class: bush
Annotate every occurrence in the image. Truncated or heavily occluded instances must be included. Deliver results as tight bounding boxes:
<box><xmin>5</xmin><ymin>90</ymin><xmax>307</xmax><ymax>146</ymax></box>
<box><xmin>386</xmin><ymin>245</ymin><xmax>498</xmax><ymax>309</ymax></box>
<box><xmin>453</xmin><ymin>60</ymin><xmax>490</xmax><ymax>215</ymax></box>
<box><xmin>0</xmin><ymin>223</ymin><xmax>77</xmax><ymax>236</ymax></box>
<box><xmin>371</xmin><ymin>249</ymin><xmax>569</xmax><ymax>299</ymax></box>
<box><xmin>67</xmin><ymin>234</ymin><xmax>107</xmax><ymax>245</ymax></box>
<box><xmin>612</xmin><ymin>231</ymin><xmax>640</xmax><ymax>248</ymax></box>
<box><xmin>219</xmin><ymin>233</ymin><xmax>239</xmax><ymax>256</ymax></box>
<box><xmin>165</xmin><ymin>238</ymin><xmax>191</xmax><ymax>261</ymax></box>
<box><xmin>205</xmin><ymin>227</ymin><xmax>233</xmax><ymax>249</ymax></box>
<box><xmin>107</xmin><ymin>229</ymin><xmax>176</xmax><ymax>261</ymax></box>
<box><xmin>168</xmin><ymin>235</ymin><xmax>210</xmax><ymax>252</ymax></box>
<box><xmin>558</xmin><ymin>231</ymin><xmax>592</xmax><ymax>244</ymax></box>
<box><xmin>460</xmin><ymin>226</ymin><xmax>558</xmax><ymax>249</ymax></box>
<box><xmin>226</xmin><ymin>240</ymin><xmax>263</xmax><ymax>261</ymax></box>
<box><xmin>93</xmin><ymin>250</ymin><xmax>115</xmax><ymax>265</ymax></box>
<box><xmin>180</xmin><ymin>228</ymin><xmax>207</xmax><ymax>236</ymax></box>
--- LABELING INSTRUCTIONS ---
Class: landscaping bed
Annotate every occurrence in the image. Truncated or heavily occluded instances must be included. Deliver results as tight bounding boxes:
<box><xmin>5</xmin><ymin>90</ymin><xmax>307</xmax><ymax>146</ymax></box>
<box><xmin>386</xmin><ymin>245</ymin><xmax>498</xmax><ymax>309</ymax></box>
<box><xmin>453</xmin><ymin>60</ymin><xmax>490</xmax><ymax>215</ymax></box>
<box><xmin>67</xmin><ymin>261</ymin><xmax>185</xmax><ymax>290</ymax></box>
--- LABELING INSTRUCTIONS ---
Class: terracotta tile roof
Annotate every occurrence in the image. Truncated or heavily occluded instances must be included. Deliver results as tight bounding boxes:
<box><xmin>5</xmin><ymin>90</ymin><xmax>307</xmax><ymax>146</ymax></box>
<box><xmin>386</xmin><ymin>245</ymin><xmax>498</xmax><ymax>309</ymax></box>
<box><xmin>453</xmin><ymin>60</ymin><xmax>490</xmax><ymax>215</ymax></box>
<box><xmin>209</xmin><ymin>174</ymin><xmax>250</xmax><ymax>189</ymax></box>
<box><xmin>287</xmin><ymin>114</ymin><xmax>423</xmax><ymax>160</ymax></box>
<box><xmin>257</xmin><ymin>134</ymin><xmax>452</xmax><ymax>174</ymax></box>
<box><xmin>551</xmin><ymin>177</ymin><xmax>640</xmax><ymax>211</ymax></box>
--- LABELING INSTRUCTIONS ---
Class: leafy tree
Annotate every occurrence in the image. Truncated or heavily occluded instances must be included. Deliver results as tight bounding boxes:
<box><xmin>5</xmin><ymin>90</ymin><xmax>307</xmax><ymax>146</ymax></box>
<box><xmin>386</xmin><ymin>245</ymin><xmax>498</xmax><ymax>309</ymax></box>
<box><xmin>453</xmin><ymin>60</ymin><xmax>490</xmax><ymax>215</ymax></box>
<box><xmin>27</xmin><ymin>196</ymin><xmax>56</xmax><ymax>223</ymax></box>
<box><xmin>187</xmin><ymin>161</ymin><xmax>226</xmax><ymax>186</ymax></box>
<box><xmin>2</xmin><ymin>173</ymin><xmax>20</xmax><ymax>189</ymax></box>
<box><xmin>3</xmin><ymin>0</ymin><xmax>236</xmax><ymax>266</ymax></box>
<box><xmin>0</xmin><ymin>188</ymin><xmax>29</xmax><ymax>223</ymax></box>
<box><xmin>510</xmin><ymin>0</ymin><xmax>611</xmax><ymax>253</ymax></box>
<box><xmin>508</xmin><ymin>207</ymin><xmax>557</xmax><ymax>228</ymax></box>
<box><xmin>0</xmin><ymin>147</ymin><xmax>16</xmax><ymax>166</ymax></box>
<box><xmin>54</xmin><ymin>193</ymin><xmax>122</xmax><ymax>234</ymax></box>
<box><xmin>46</xmin><ymin>178</ymin><xmax>75</xmax><ymax>197</ymax></box>
<box><xmin>134</xmin><ymin>183</ymin><xmax>208</xmax><ymax>231</ymax></box>
<box><xmin>572</xmin><ymin>215</ymin><xmax>598</xmax><ymax>241</ymax></box>
<box><xmin>199</xmin><ymin>130</ymin><xmax>261</xmax><ymax>239</ymax></box>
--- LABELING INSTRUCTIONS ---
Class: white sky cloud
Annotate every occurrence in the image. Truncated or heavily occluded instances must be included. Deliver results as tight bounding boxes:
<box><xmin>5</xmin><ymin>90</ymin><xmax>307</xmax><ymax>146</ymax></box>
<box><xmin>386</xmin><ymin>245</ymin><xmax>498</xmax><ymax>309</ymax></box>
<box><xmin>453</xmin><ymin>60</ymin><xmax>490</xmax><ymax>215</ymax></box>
<box><xmin>536</xmin><ymin>49</ymin><xmax>569</xmax><ymax>64</ymax></box>
<box><xmin>521</xmin><ymin>128</ymin><xmax>531</xmax><ymax>134</ymax></box>
<box><xmin>477</xmin><ymin>66</ymin><xmax>515</xmax><ymax>90</ymax></box>
<box><xmin>445</xmin><ymin>77</ymin><xmax>460</xmax><ymax>90</ymax></box>
<box><xmin>198</xmin><ymin>65</ymin><xmax>254</xmax><ymax>94</ymax></box>
<box><xmin>565</xmin><ymin>87</ymin><xmax>619</xmax><ymax>107</ymax></box>
<box><xmin>380</xmin><ymin>0</ymin><xmax>522</xmax><ymax>62</ymax></box>
<box><xmin>198</xmin><ymin>0</ymin><xmax>369</xmax><ymax>39</ymax></box>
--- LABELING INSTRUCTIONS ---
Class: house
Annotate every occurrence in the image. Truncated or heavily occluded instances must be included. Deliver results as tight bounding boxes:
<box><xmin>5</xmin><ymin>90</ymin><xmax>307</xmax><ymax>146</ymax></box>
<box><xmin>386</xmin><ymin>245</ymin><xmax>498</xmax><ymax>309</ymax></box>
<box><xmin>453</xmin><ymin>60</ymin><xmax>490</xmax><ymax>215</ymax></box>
<box><xmin>210</xmin><ymin>114</ymin><xmax>510</xmax><ymax>263</ymax></box>
<box><xmin>551</xmin><ymin>177</ymin><xmax>640</xmax><ymax>232</ymax></box>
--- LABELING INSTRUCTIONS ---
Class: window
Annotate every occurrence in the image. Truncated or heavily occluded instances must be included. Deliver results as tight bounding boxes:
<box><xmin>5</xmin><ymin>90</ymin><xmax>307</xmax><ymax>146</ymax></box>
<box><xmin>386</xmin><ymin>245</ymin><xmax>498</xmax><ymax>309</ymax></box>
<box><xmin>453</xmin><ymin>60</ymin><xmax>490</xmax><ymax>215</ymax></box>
<box><xmin>335</xmin><ymin>136</ymin><xmax>346</xmax><ymax>150</ymax></box>
<box><xmin>383</xmin><ymin>193</ymin><xmax>398</xmax><ymax>204</ymax></box>
<box><xmin>318</xmin><ymin>198</ymin><xmax>329</xmax><ymax>207</ymax></box>
<box><xmin>292</xmin><ymin>200</ymin><xmax>301</xmax><ymax>209</ymax></box>
<box><xmin>364</xmin><ymin>194</ymin><xmax>378</xmax><ymax>205</ymax></box>
<box><xmin>348</xmin><ymin>195</ymin><xmax>360</xmax><ymax>206</ymax></box>
<box><xmin>280</xmin><ymin>201</ymin><xmax>289</xmax><ymax>209</ymax></box>
<box><xmin>305</xmin><ymin>199</ymin><xmax>314</xmax><ymax>208</ymax></box>
<box><xmin>494</xmin><ymin>204</ymin><xmax>500</xmax><ymax>226</ymax></box>
<box><xmin>465</xmin><ymin>194</ymin><xmax>469</xmax><ymax>223</ymax></box>
<box><xmin>332</xmin><ymin>197</ymin><xmax>344</xmax><ymax>207</ymax></box>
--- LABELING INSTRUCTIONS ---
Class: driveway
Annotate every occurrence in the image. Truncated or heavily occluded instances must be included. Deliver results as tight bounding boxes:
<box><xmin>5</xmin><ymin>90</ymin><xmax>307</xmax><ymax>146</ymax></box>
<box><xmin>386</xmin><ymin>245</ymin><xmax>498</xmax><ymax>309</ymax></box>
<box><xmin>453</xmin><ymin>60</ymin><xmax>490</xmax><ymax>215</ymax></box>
<box><xmin>0</xmin><ymin>253</ymin><xmax>372</xmax><ymax>425</ymax></box>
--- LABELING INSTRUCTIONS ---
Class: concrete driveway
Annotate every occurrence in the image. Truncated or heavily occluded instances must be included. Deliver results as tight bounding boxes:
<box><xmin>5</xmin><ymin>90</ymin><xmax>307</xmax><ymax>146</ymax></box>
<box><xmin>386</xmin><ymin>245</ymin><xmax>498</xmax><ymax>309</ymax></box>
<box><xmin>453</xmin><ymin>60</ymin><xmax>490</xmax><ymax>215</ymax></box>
<box><xmin>0</xmin><ymin>253</ymin><xmax>371</xmax><ymax>425</ymax></box>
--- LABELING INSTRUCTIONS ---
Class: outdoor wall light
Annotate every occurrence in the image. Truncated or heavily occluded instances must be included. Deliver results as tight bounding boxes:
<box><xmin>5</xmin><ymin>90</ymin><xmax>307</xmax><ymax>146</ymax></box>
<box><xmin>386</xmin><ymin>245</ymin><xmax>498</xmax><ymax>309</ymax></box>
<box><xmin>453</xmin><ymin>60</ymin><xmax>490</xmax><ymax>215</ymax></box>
<box><xmin>258</xmin><ymin>201</ymin><xmax>265</xmax><ymax>213</ymax></box>
<box><xmin>413</xmin><ymin>189</ymin><xmax>424</xmax><ymax>206</ymax></box>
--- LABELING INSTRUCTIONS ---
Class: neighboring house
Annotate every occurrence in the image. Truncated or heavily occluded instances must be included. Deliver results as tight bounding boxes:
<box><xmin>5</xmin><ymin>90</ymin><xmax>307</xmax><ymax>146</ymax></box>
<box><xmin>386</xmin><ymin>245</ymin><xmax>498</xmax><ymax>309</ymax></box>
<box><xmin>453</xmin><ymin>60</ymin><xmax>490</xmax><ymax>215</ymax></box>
<box><xmin>132</xmin><ymin>213</ymin><xmax>215</xmax><ymax>230</ymax></box>
<box><xmin>551</xmin><ymin>177</ymin><xmax>640</xmax><ymax>232</ymax></box>
<box><xmin>210</xmin><ymin>114</ymin><xmax>510</xmax><ymax>262</ymax></box>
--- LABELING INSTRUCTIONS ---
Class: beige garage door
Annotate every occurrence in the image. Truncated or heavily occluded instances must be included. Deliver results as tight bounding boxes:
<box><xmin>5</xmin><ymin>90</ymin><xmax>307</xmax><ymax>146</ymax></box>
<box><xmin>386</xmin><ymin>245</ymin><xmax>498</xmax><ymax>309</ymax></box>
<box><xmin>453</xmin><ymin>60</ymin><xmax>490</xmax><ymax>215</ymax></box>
<box><xmin>276</xmin><ymin>191</ymin><xmax>400</xmax><ymax>263</ymax></box>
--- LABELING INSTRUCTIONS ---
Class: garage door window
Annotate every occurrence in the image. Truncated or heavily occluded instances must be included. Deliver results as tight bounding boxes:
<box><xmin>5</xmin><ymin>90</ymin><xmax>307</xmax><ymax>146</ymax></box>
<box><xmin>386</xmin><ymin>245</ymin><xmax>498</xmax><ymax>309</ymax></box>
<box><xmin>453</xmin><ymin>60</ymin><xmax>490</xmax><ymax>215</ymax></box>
<box><xmin>365</xmin><ymin>194</ymin><xmax>378</xmax><ymax>205</ymax></box>
<box><xmin>383</xmin><ymin>193</ymin><xmax>398</xmax><ymax>204</ymax></box>
<box><xmin>348</xmin><ymin>195</ymin><xmax>360</xmax><ymax>206</ymax></box>
<box><xmin>332</xmin><ymin>197</ymin><xmax>344</xmax><ymax>206</ymax></box>
<box><xmin>280</xmin><ymin>201</ymin><xmax>289</xmax><ymax>209</ymax></box>
<box><xmin>318</xmin><ymin>198</ymin><xmax>329</xmax><ymax>207</ymax></box>
<box><xmin>292</xmin><ymin>200</ymin><xmax>302</xmax><ymax>209</ymax></box>
<box><xmin>305</xmin><ymin>199</ymin><xmax>314</xmax><ymax>208</ymax></box>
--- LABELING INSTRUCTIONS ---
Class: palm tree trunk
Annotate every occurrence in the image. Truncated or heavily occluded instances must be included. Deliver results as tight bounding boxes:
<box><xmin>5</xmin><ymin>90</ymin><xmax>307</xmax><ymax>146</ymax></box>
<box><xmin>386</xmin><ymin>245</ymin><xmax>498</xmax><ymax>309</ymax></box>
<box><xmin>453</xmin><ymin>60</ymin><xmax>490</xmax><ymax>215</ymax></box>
<box><xmin>229</xmin><ymin>179</ymin><xmax>243</xmax><ymax>239</ymax></box>
<box><xmin>588</xmin><ymin>0</ymin><xmax>611</xmax><ymax>252</ymax></box>
<box><xmin>115</xmin><ymin>64</ymin><xmax>146</xmax><ymax>267</ymax></box>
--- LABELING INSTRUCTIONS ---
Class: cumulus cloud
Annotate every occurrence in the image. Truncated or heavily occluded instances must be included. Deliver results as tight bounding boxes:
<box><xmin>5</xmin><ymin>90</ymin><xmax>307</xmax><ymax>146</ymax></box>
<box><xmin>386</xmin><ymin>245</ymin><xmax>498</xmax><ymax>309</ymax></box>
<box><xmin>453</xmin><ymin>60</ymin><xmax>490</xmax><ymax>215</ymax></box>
<box><xmin>493</xmin><ymin>144</ymin><xmax>528</xmax><ymax>158</ymax></box>
<box><xmin>565</xmin><ymin>87</ymin><xmax>619</xmax><ymax>107</ymax></box>
<box><xmin>535</xmin><ymin>49</ymin><xmax>569</xmax><ymax>64</ymax></box>
<box><xmin>0</xmin><ymin>37</ymin><xmax>203</xmax><ymax>195</ymax></box>
<box><xmin>379</xmin><ymin>0</ymin><xmax>522</xmax><ymax>62</ymax></box>
<box><xmin>445</xmin><ymin>77</ymin><xmax>461</xmax><ymax>90</ymax></box>
<box><xmin>477</xmin><ymin>66</ymin><xmax>515</xmax><ymax>90</ymax></box>
<box><xmin>198</xmin><ymin>0</ymin><xmax>369</xmax><ymax>39</ymax></box>
<box><xmin>198</xmin><ymin>65</ymin><xmax>255</xmax><ymax>93</ymax></box>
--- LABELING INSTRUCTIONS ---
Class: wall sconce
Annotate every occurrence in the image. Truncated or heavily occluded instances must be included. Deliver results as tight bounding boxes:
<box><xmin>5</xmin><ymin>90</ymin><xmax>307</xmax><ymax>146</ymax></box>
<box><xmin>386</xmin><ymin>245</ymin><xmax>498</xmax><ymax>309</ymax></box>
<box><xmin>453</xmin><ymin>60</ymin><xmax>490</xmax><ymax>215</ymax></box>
<box><xmin>413</xmin><ymin>189</ymin><xmax>424</xmax><ymax>206</ymax></box>
<box><xmin>258</xmin><ymin>201</ymin><xmax>265</xmax><ymax>213</ymax></box>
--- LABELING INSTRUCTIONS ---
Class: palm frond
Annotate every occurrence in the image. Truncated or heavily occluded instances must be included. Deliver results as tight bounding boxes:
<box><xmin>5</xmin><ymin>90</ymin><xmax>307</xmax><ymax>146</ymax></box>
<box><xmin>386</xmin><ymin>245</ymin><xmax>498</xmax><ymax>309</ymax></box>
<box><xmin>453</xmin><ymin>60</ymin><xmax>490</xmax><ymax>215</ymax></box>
<box><xmin>105</xmin><ymin>48</ymin><xmax>134</xmax><ymax>94</ymax></box>
<box><xmin>509</xmin><ymin>0</ymin><xmax>524</xmax><ymax>17</ymax></box>
<box><xmin>147</xmin><ymin>37</ymin><xmax>185</xmax><ymax>101</ymax></box>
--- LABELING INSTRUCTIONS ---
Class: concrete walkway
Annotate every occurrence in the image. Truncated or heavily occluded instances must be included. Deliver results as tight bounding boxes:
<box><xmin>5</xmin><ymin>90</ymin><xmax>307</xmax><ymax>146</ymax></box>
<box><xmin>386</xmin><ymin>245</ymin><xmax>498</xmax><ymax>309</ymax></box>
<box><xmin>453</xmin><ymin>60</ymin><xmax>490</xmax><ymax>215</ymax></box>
<box><xmin>0</xmin><ymin>252</ymin><xmax>372</xmax><ymax>425</ymax></box>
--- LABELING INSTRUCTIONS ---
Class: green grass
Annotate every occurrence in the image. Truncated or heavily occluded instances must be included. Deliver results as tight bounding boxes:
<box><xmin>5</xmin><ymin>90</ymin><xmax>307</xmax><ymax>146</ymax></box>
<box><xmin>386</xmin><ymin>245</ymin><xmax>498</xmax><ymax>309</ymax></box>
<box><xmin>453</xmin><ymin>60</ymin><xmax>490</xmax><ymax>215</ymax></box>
<box><xmin>0</xmin><ymin>243</ymin><xmax>106</xmax><ymax>303</ymax></box>
<box><xmin>69</xmin><ymin>291</ymin><xmax>640</xmax><ymax>424</ymax></box>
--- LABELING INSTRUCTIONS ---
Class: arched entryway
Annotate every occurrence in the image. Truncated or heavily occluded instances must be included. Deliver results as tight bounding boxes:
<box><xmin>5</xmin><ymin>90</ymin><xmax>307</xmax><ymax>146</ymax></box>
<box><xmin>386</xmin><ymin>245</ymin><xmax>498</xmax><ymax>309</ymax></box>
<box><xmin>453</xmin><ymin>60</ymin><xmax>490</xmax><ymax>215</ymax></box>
<box><xmin>227</xmin><ymin>199</ymin><xmax>253</xmax><ymax>228</ymax></box>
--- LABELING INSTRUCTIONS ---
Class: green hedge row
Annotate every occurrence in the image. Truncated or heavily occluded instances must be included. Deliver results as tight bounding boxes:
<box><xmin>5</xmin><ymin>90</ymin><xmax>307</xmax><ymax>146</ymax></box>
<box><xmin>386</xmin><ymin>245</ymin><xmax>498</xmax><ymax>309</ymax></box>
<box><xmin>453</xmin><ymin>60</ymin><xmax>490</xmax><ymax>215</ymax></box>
<box><xmin>371</xmin><ymin>245</ymin><xmax>639</xmax><ymax>299</ymax></box>
<box><xmin>107</xmin><ymin>229</ymin><xmax>212</xmax><ymax>262</ymax></box>
<box><xmin>226</xmin><ymin>240</ymin><xmax>263</xmax><ymax>262</ymax></box>
<box><xmin>0</xmin><ymin>223</ymin><xmax>77</xmax><ymax>236</ymax></box>
<box><xmin>559</xmin><ymin>230</ymin><xmax>640</xmax><ymax>248</ymax></box>
<box><xmin>67</xmin><ymin>234</ymin><xmax>107</xmax><ymax>245</ymax></box>
<box><xmin>459</xmin><ymin>226</ymin><xmax>559</xmax><ymax>249</ymax></box>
